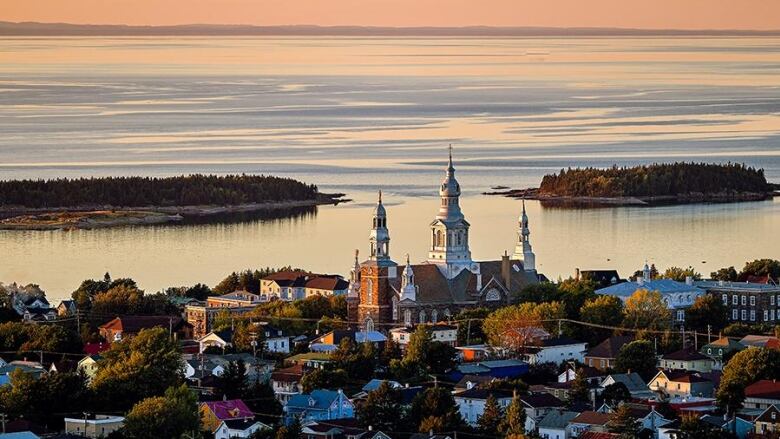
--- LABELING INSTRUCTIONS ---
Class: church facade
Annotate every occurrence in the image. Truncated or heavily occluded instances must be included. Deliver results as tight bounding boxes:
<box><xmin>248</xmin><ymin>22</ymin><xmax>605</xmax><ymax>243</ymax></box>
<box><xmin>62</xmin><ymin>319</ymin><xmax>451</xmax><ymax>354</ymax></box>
<box><xmin>346</xmin><ymin>148</ymin><xmax>542</xmax><ymax>331</ymax></box>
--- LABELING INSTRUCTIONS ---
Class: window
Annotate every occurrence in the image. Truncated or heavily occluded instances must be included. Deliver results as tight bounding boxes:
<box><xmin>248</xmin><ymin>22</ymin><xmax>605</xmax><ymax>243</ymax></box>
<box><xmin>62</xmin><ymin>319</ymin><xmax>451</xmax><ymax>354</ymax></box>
<box><xmin>733</xmin><ymin>295</ymin><xmax>738</xmax><ymax>305</ymax></box>
<box><xmin>742</xmin><ymin>295</ymin><xmax>747</xmax><ymax>306</ymax></box>
<box><xmin>365</xmin><ymin>317</ymin><xmax>374</xmax><ymax>332</ymax></box>
<box><xmin>392</xmin><ymin>296</ymin><xmax>398</xmax><ymax>320</ymax></box>
<box><xmin>772</xmin><ymin>310</ymin><xmax>776</xmax><ymax>321</ymax></box>
<box><xmin>367</xmin><ymin>279</ymin><xmax>373</xmax><ymax>304</ymax></box>
<box><xmin>765</xmin><ymin>310</ymin><xmax>769</xmax><ymax>321</ymax></box>
<box><xmin>676</xmin><ymin>310</ymin><xmax>685</xmax><ymax>321</ymax></box>
<box><xmin>742</xmin><ymin>310</ymin><xmax>747</xmax><ymax>321</ymax></box>
<box><xmin>773</xmin><ymin>295</ymin><xmax>776</xmax><ymax>306</ymax></box>
<box><xmin>722</xmin><ymin>294</ymin><xmax>728</xmax><ymax>304</ymax></box>
<box><xmin>404</xmin><ymin>310</ymin><xmax>411</xmax><ymax>326</ymax></box>
<box><xmin>419</xmin><ymin>310</ymin><xmax>426</xmax><ymax>323</ymax></box>
<box><xmin>707</xmin><ymin>348</ymin><xmax>712</xmax><ymax>354</ymax></box>
<box><xmin>751</xmin><ymin>296</ymin><xmax>756</xmax><ymax>306</ymax></box>
<box><xmin>733</xmin><ymin>309</ymin><xmax>738</xmax><ymax>320</ymax></box>
<box><xmin>751</xmin><ymin>310</ymin><xmax>756</xmax><ymax>321</ymax></box>
<box><xmin>431</xmin><ymin>309</ymin><xmax>438</xmax><ymax>323</ymax></box>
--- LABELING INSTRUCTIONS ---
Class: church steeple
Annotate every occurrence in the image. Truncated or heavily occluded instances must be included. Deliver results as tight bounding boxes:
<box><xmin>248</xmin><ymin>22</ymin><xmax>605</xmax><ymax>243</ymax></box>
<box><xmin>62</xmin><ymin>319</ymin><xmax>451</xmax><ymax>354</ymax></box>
<box><xmin>369</xmin><ymin>190</ymin><xmax>391</xmax><ymax>262</ymax></box>
<box><xmin>512</xmin><ymin>198</ymin><xmax>535</xmax><ymax>271</ymax></box>
<box><xmin>428</xmin><ymin>146</ymin><xmax>472</xmax><ymax>276</ymax></box>
<box><xmin>401</xmin><ymin>254</ymin><xmax>416</xmax><ymax>301</ymax></box>
<box><xmin>348</xmin><ymin>249</ymin><xmax>360</xmax><ymax>298</ymax></box>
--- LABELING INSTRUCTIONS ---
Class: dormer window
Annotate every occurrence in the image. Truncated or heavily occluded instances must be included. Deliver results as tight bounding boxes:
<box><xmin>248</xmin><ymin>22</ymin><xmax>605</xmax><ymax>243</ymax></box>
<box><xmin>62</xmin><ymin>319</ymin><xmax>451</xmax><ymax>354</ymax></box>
<box><xmin>308</xmin><ymin>397</ymin><xmax>316</xmax><ymax>407</ymax></box>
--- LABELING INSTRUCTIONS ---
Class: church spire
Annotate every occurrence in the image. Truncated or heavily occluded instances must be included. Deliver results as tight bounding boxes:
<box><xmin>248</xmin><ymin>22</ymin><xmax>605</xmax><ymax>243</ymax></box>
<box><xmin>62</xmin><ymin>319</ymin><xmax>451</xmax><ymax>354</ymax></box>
<box><xmin>348</xmin><ymin>249</ymin><xmax>360</xmax><ymax>298</ymax></box>
<box><xmin>369</xmin><ymin>190</ymin><xmax>391</xmax><ymax>262</ymax></box>
<box><xmin>512</xmin><ymin>197</ymin><xmax>536</xmax><ymax>271</ymax></box>
<box><xmin>401</xmin><ymin>254</ymin><xmax>416</xmax><ymax>301</ymax></box>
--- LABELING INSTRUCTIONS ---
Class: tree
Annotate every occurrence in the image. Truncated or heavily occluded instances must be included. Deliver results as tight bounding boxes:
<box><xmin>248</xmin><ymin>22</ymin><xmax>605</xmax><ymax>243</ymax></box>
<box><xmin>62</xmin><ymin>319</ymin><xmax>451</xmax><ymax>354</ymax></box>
<box><xmin>274</xmin><ymin>418</ymin><xmax>301</xmax><ymax>439</ymax></box>
<box><xmin>685</xmin><ymin>295</ymin><xmax>728</xmax><ymax>332</ymax></box>
<box><xmin>500</xmin><ymin>394</ymin><xmax>527</xmax><ymax>437</ymax></box>
<box><xmin>623</xmin><ymin>289</ymin><xmax>670</xmax><ymax>331</ymax></box>
<box><xmin>455</xmin><ymin>308</ymin><xmax>490</xmax><ymax>345</ymax></box>
<box><xmin>405</xmin><ymin>325</ymin><xmax>432</xmax><ymax>365</ymax></box>
<box><xmin>602</xmin><ymin>382</ymin><xmax>631</xmax><ymax>408</ymax></box>
<box><xmin>614</xmin><ymin>340</ymin><xmax>657</xmax><ymax>380</ymax></box>
<box><xmin>608</xmin><ymin>405</ymin><xmax>641</xmax><ymax>438</ymax></box>
<box><xmin>217</xmin><ymin>360</ymin><xmax>247</xmax><ymax>400</ymax></box>
<box><xmin>663</xmin><ymin>266</ymin><xmax>702</xmax><ymax>282</ymax></box>
<box><xmin>514</xmin><ymin>283</ymin><xmax>561</xmax><ymax>304</ymax></box>
<box><xmin>477</xmin><ymin>394</ymin><xmax>503</xmax><ymax>436</ymax></box>
<box><xmin>558</xmin><ymin>277</ymin><xmax>598</xmax><ymax>319</ymax></box>
<box><xmin>568</xmin><ymin>368</ymin><xmax>590</xmax><ymax>404</ymax></box>
<box><xmin>300</xmin><ymin>368</ymin><xmax>348</xmax><ymax>393</ymax></box>
<box><xmin>677</xmin><ymin>414</ymin><xmax>737</xmax><ymax>439</ymax></box>
<box><xmin>91</xmin><ymin>327</ymin><xmax>183</xmax><ymax>410</ymax></box>
<box><xmin>427</xmin><ymin>341</ymin><xmax>457</xmax><ymax>375</ymax></box>
<box><xmin>710</xmin><ymin>266</ymin><xmax>738</xmax><ymax>282</ymax></box>
<box><xmin>579</xmin><ymin>295</ymin><xmax>624</xmax><ymax>344</ymax></box>
<box><xmin>483</xmin><ymin>302</ymin><xmax>565</xmax><ymax>353</ymax></box>
<box><xmin>740</xmin><ymin>259</ymin><xmax>780</xmax><ymax>281</ymax></box>
<box><xmin>357</xmin><ymin>381</ymin><xmax>404</xmax><ymax>432</ymax></box>
<box><xmin>408</xmin><ymin>387</ymin><xmax>463</xmax><ymax>433</ymax></box>
<box><xmin>717</xmin><ymin>348</ymin><xmax>780</xmax><ymax>414</ymax></box>
<box><xmin>122</xmin><ymin>384</ymin><xmax>201</xmax><ymax>439</ymax></box>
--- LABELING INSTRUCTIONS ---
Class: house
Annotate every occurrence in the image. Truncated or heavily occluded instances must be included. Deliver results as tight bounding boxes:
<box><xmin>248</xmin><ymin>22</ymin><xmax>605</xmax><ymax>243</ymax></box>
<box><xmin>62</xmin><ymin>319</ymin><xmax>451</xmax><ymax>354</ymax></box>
<box><xmin>754</xmin><ymin>405</ymin><xmax>780</xmax><ymax>436</ymax></box>
<box><xmin>260</xmin><ymin>271</ymin><xmax>349</xmax><ymax>302</ymax></box>
<box><xmin>538</xmin><ymin>409</ymin><xmax>580</xmax><ymax>439</ymax></box>
<box><xmin>186</xmin><ymin>302</ymin><xmax>256</xmax><ymax>339</ymax></box>
<box><xmin>744</xmin><ymin>380</ymin><xmax>780</xmax><ymax>410</ymax></box>
<box><xmin>271</xmin><ymin>363</ymin><xmax>304</xmax><ymax>404</ymax></box>
<box><xmin>206</xmin><ymin>353</ymin><xmax>274</xmax><ymax>380</ymax></box>
<box><xmin>285</xmin><ymin>389</ymin><xmax>355</xmax><ymax>424</ymax></box>
<box><xmin>596</xmin><ymin>268</ymin><xmax>705</xmax><ymax>324</ymax></box>
<box><xmin>99</xmin><ymin>315</ymin><xmax>193</xmax><ymax>343</ymax></box>
<box><xmin>559</xmin><ymin>365</ymin><xmax>606</xmax><ymax>386</ymax></box>
<box><xmin>389</xmin><ymin>325</ymin><xmax>458</xmax><ymax>350</ymax></box>
<box><xmin>310</xmin><ymin>329</ymin><xmax>386</xmax><ymax>352</ymax></box>
<box><xmin>456</xmin><ymin>344</ymin><xmax>495</xmax><ymax>362</ymax></box>
<box><xmin>454</xmin><ymin>375</ymin><xmax>495</xmax><ymax>392</ymax></box>
<box><xmin>599</xmin><ymin>373</ymin><xmax>653</xmax><ymax>399</ymax></box>
<box><xmin>13</xmin><ymin>295</ymin><xmax>57</xmax><ymax>322</ymax></box>
<box><xmin>523</xmin><ymin>337</ymin><xmax>587</xmax><ymax>365</ymax></box>
<box><xmin>183</xmin><ymin>357</ymin><xmax>221</xmax><ymax>380</ymax></box>
<box><xmin>198</xmin><ymin>329</ymin><xmax>235</xmax><ymax>353</ymax></box>
<box><xmin>648</xmin><ymin>370</ymin><xmax>715</xmax><ymax>398</ymax></box>
<box><xmin>700</xmin><ymin>337</ymin><xmax>745</xmax><ymax>370</ymax></box>
<box><xmin>200</xmin><ymin>399</ymin><xmax>255</xmax><ymax>433</ymax></box>
<box><xmin>207</xmin><ymin>291</ymin><xmax>263</xmax><ymax>308</ymax></box>
<box><xmin>575</xmin><ymin>269</ymin><xmax>624</xmax><ymax>289</ymax></box>
<box><xmin>63</xmin><ymin>415</ymin><xmax>124</xmax><ymax>438</ymax></box>
<box><xmin>77</xmin><ymin>355</ymin><xmax>101</xmax><ymax>382</ymax></box>
<box><xmin>739</xmin><ymin>335</ymin><xmax>780</xmax><ymax>349</ymax></box>
<box><xmin>301</xmin><ymin>418</ymin><xmax>391</xmax><ymax>439</ymax></box>
<box><xmin>214</xmin><ymin>419</ymin><xmax>269</xmax><ymax>439</ymax></box>
<box><xmin>83</xmin><ymin>342</ymin><xmax>109</xmax><ymax>356</ymax></box>
<box><xmin>585</xmin><ymin>336</ymin><xmax>633</xmax><ymax>371</ymax></box>
<box><xmin>23</xmin><ymin>307</ymin><xmax>57</xmax><ymax>322</ymax></box>
<box><xmin>658</xmin><ymin>348</ymin><xmax>714</xmax><ymax>372</ymax></box>
<box><xmin>520</xmin><ymin>393</ymin><xmax>566</xmax><ymax>433</ymax></box>
<box><xmin>567</xmin><ymin>411</ymin><xmax>611</xmax><ymax>437</ymax></box>
<box><xmin>599</xmin><ymin>403</ymin><xmax>672</xmax><ymax>433</ymax></box>
<box><xmin>453</xmin><ymin>388</ymin><xmax>514</xmax><ymax>426</ymax></box>
<box><xmin>700</xmin><ymin>414</ymin><xmax>754</xmax><ymax>439</ymax></box>
<box><xmin>48</xmin><ymin>360</ymin><xmax>77</xmax><ymax>374</ymax></box>
<box><xmin>448</xmin><ymin>359</ymin><xmax>529</xmax><ymax>381</ymax></box>
<box><xmin>0</xmin><ymin>363</ymin><xmax>45</xmax><ymax>386</ymax></box>
<box><xmin>259</xmin><ymin>324</ymin><xmax>291</xmax><ymax>354</ymax></box>
<box><xmin>56</xmin><ymin>300</ymin><xmax>77</xmax><ymax>316</ymax></box>
<box><xmin>286</xmin><ymin>352</ymin><xmax>334</xmax><ymax>370</ymax></box>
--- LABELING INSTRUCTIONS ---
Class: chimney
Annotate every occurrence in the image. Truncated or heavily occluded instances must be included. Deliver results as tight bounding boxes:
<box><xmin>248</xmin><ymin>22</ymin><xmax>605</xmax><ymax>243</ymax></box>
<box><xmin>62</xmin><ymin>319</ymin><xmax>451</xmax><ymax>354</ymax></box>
<box><xmin>575</xmin><ymin>268</ymin><xmax>581</xmax><ymax>281</ymax></box>
<box><xmin>685</xmin><ymin>276</ymin><xmax>693</xmax><ymax>286</ymax></box>
<box><xmin>502</xmin><ymin>252</ymin><xmax>511</xmax><ymax>287</ymax></box>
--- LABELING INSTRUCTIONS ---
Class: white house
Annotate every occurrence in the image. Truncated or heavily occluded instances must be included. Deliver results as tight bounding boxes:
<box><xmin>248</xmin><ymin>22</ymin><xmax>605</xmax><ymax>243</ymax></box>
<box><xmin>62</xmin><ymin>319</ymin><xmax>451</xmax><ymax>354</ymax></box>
<box><xmin>198</xmin><ymin>329</ymin><xmax>234</xmax><ymax>353</ymax></box>
<box><xmin>524</xmin><ymin>337</ymin><xmax>587</xmax><ymax>365</ymax></box>
<box><xmin>390</xmin><ymin>325</ymin><xmax>458</xmax><ymax>350</ymax></box>
<box><xmin>214</xmin><ymin>419</ymin><xmax>270</xmax><ymax>439</ymax></box>
<box><xmin>453</xmin><ymin>388</ymin><xmax>514</xmax><ymax>426</ymax></box>
<box><xmin>64</xmin><ymin>415</ymin><xmax>125</xmax><ymax>438</ymax></box>
<box><xmin>537</xmin><ymin>410</ymin><xmax>579</xmax><ymax>439</ymax></box>
<box><xmin>259</xmin><ymin>324</ymin><xmax>291</xmax><ymax>354</ymax></box>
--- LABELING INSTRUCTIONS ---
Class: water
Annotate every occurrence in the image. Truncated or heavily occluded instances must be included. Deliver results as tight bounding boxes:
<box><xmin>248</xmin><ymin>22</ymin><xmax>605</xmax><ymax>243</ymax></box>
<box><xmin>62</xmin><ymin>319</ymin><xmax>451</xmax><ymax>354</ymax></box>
<box><xmin>0</xmin><ymin>36</ymin><xmax>779</xmax><ymax>300</ymax></box>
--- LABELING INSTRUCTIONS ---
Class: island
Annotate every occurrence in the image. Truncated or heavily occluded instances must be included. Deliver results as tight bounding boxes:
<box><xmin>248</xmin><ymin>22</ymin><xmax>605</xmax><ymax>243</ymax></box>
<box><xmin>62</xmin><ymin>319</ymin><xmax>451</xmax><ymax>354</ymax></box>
<box><xmin>0</xmin><ymin>174</ymin><xmax>345</xmax><ymax>230</ymax></box>
<box><xmin>486</xmin><ymin>162</ymin><xmax>779</xmax><ymax>206</ymax></box>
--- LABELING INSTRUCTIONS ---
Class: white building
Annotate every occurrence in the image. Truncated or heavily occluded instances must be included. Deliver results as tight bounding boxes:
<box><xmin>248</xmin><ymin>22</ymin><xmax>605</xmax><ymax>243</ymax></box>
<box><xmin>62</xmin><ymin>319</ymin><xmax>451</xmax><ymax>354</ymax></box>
<box><xmin>64</xmin><ymin>415</ymin><xmax>125</xmax><ymax>438</ymax></box>
<box><xmin>389</xmin><ymin>325</ymin><xmax>458</xmax><ymax>350</ymax></box>
<box><xmin>524</xmin><ymin>337</ymin><xmax>587</xmax><ymax>365</ymax></box>
<box><xmin>453</xmin><ymin>388</ymin><xmax>514</xmax><ymax>426</ymax></box>
<box><xmin>214</xmin><ymin>419</ymin><xmax>269</xmax><ymax>439</ymax></box>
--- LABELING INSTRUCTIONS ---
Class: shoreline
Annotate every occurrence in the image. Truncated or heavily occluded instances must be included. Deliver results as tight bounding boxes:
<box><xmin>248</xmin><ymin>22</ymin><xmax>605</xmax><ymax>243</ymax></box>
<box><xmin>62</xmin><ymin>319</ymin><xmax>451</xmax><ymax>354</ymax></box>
<box><xmin>0</xmin><ymin>194</ymin><xmax>347</xmax><ymax>230</ymax></box>
<box><xmin>483</xmin><ymin>187</ymin><xmax>780</xmax><ymax>207</ymax></box>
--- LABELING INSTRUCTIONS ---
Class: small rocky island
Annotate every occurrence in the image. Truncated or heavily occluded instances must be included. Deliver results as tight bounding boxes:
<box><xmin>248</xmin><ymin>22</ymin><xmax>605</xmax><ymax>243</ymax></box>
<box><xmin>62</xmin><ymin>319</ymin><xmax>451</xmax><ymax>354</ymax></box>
<box><xmin>486</xmin><ymin>162</ymin><xmax>779</xmax><ymax>207</ymax></box>
<box><xmin>0</xmin><ymin>174</ymin><xmax>345</xmax><ymax>230</ymax></box>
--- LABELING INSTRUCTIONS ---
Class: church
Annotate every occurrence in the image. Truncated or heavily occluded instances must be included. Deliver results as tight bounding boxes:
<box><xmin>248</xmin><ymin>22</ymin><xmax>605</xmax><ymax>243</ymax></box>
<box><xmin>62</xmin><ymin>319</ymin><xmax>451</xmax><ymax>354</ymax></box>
<box><xmin>346</xmin><ymin>148</ymin><xmax>543</xmax><ymax>331</ymax></box>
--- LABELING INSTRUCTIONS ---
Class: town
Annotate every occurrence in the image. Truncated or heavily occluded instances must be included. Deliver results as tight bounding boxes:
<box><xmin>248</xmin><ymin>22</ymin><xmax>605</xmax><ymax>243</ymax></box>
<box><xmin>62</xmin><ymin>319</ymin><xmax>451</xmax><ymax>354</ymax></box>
<box><xmin>1</xmin><ymin>155</ymin><xmax>779</xmax><ymax>439</ymax></box>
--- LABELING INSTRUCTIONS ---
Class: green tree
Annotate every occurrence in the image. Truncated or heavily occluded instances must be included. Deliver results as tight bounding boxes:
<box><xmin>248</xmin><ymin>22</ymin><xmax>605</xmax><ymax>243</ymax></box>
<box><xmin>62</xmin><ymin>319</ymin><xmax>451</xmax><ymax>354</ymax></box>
<box><xmin>122</xmin><ymin>384</ymin><xmax>201</xmax><ymax>439</ymax></box>
<box><xmin>454</xmin><ymin>308</ymin><xmax>490</xmax><ymax>345</ymax></box>
<box><xmin>602</xmin><ymin>382</ymin><xmax>631</xmax><ymax>407</ymax></box>
<box><xmin>663</xmin><ymin>266</ymin><xmax>702</xmax><ymax>282</ymax></box>
<box><xmin>558</xmin><ymin>277</ymin><xmax>598</xmax><ymax>319</ymax></box>
<box><xmin>740</xmin><ymin>259</ymin><xmax>780</xmax><ymax>281</ymax></box>
<box><xmin>408</xmin><ymin>387</ymin><xmax>464</xmax><ymax>433</ymax></box>
<box><xmin>514</xmin><ymin>283</ymin><xmax>561</xmax><ymax>304</ymax></box>
<box><xmin>427</xmin><ymin>341</ymin><xmax>457</xmax><ymax>375</ymax></box>
<box><xmin>357</xmin><ymin>381</ymin><xmax>404</xmax><ymax>432</ymax></box>
<box><xmin>500</xmin><ymin>394</ymin><xmax>527</xmax><ymax>436</ymax></box>
<box><xmin>217</xmin><ymin>360</ymin><xmax>247</xmax><ymax>399</ymax></box>
<box><xmin>91</xmin><ymin>327</ymin><xmax>184</xmax><ymax>410</ymax></box>
<box><xmin>405</xmin><ymin>325</ymin><xmax>432</xmax><ymax>365</ymax></box>
<box><xmin>568</xmin><ymin>368</ymin><xmax>590</xmax><ymax>404</ymax></box>
<box><xmin>677</xmin><ymin>414</ymin><xmax>737</xmax><ymax>439</ymax></box>
<box><xmin>614</xmin><ymin>340</ymin><xmax>657</xmax><ymax>380</ymax></box>
<box><xmin>477</xmin><ymin>394</ymin><xmax>503</xmax><ymax>436</ymax></box>
<box><xmin>623</xmin><ymin>289</ymin><xmax>670</xmax><ymax>331</ymax></box>
<box><xmin>300</xmin><ymin>368</ymin><xmax>348</xmax><ymax>393</ymax></box>
<box><xmin>685</xmin><ymin>295</ymin><xmax>728</xmax><ymax>332</ymax></box>
<box><xmin>607</xmin><ymin>405</ymin><xmax>641</xmax><ymax>438</ymax></box>
<box><xmin>274</xmin><ymin>418</ymin><xmax>301</xmax><ymax>439</ymax></box>
<box><xmin>579</xmin><ymin>295</ymin><xmax>624</xmax><ymax>344</ymax></box>
<box><xmin>717</xmin><ymin>348</ymin><xmax>780</xmax><ymax>414</ymax></box>
<box><xmin>710</xmin><ymin>267</ymin><xmax>739</xmax><ymax>282</ymax></box>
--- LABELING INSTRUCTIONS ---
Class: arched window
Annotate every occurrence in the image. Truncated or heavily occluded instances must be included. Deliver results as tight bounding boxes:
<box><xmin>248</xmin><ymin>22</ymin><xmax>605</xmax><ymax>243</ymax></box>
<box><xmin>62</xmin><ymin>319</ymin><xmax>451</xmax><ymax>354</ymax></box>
<box><xmin>392</xmin><ymin>296</ymin><xmax>399</xmax><ymax>320</ymax></box>
<box><xmin>485</xmin><ymin>288</ymin><xmax>501</xmax><ymax>301</ymax></box>
<box><xmin>404</xmin><ymin>310</ymin><xmax>412</xmax><ymax>326</ymax></box>
<box><xmin>431</xmin><ymin>309</ymin><xmax>438</xmax><ymax>323</ymax></box>
<box><xmin>365</xmin><ymin>317</ymin><xmax>374</xmax><ymax>332</ymax></box>
<box><xmin>419</xmin><ymin>310</ymin><xmax>426</xmax><ymax>324</ymax></box>
<box><xmin>444</xmin><ymin>308</ymin><xmax>451</xmax><ymax>320</ymax></box>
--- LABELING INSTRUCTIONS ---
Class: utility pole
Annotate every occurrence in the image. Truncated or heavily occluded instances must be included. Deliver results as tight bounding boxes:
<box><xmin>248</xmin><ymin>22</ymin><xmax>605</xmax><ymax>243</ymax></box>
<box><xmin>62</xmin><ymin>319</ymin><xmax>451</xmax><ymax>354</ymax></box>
<box><xmin>707</xmin><ymin>324</ymin><xmax>712</xmax><ymax>344</ymax></box>
<box><xmin>466</xmin><ymin>319</ymin><xmax>472</xmax><ymax>346</ymax></box>
<box><xmin>83</xmin><ymin>412</ymin><xmax>89</xmax><ymax>437</ymax></box>
<box><xmin>0</xmin><ymin>413</ymin><xmax>7</xmax><ymax>433</ymax></box>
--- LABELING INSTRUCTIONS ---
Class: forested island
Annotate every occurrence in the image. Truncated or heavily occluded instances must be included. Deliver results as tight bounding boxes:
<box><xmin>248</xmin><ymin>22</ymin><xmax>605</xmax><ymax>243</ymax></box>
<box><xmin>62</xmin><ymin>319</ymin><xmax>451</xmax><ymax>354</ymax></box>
<box><xmin>0</xmin><ymin>174</ymin><xmax>344</xmax><ymax>229</ymax></box>
<box><xmin>487</xmin><ymin>162</ymin><xmax>778</xmax><ymax>206</ymax></box>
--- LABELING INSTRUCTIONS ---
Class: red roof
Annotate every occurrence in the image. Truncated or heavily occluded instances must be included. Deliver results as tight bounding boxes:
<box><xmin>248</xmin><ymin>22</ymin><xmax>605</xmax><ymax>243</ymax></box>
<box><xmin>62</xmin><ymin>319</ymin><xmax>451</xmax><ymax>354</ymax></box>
<box><xmin>580</xmin><ymin>433</ymin><xmax>619</xmax><ymax>439</ymax></box>
<box><xmin>745</xmin><ymin>380</ymin><xmax>780</xmax><ymax>400</ymax></box>
<box><xmin>99</xmin><ymin>315</ymin><xmax>189</xmax><ymax>333</ymax></box>
<box><xmin>571</xmin><ymin>411</ymin><xmax>611</xmax><ymax>426</ymax></box>
<box><xmin>83</xmin><ymin>342</ymin><xmax>110</xmax><ymax>355</ymax></box>
<box><xmin>201</xmin><ymin>399</ymin><xmax>254</xmax><ymax>420</ymax></box>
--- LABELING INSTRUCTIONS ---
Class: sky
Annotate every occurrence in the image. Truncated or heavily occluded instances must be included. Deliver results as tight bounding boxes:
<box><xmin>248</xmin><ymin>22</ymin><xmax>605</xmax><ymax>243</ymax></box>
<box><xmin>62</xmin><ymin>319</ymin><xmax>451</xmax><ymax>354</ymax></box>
<box><xmin>3</xmin><ymin>0</ymin><xmax>780</xmax><ymax>29</ymax></box>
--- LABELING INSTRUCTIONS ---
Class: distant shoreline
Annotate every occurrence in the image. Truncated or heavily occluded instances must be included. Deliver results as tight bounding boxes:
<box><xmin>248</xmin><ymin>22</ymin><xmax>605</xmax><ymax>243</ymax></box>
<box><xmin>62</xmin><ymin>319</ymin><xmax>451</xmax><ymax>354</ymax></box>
<box><xmin>0</xmin><ymin>194</ymin><xmax>347</xmax><ymax>230</ymax></box>
<box><xmin>484</xmin><ymin>187</ymin><xmax>780</xmax><ymax>207</ymax></box>
<box><xmin>2</xmin><ymin>22</ymin><xmax>780</xmax><ymax>37</ymax></box>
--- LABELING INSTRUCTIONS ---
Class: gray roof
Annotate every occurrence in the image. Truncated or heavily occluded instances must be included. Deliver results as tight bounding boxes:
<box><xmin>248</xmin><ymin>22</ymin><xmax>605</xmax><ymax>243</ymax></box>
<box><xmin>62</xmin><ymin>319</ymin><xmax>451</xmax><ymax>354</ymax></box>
<box><xmin>538</xmin><ymin>410</ymin><xmax>580</xmax><ymax>429</ymax></box>
<box><xmin>597</xmin><ymin>279</ymin><xmax>702</xmax><ymax>297</ymax></box>
<box><xmin>604</xmin><ymin>373</ymin><xmax>648</xmax><ymax>392</ymax></box>
<box><xmin>695</xmin><ymin>280</ymin><xmax>780</xmax><ymax>293</ymax></box>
